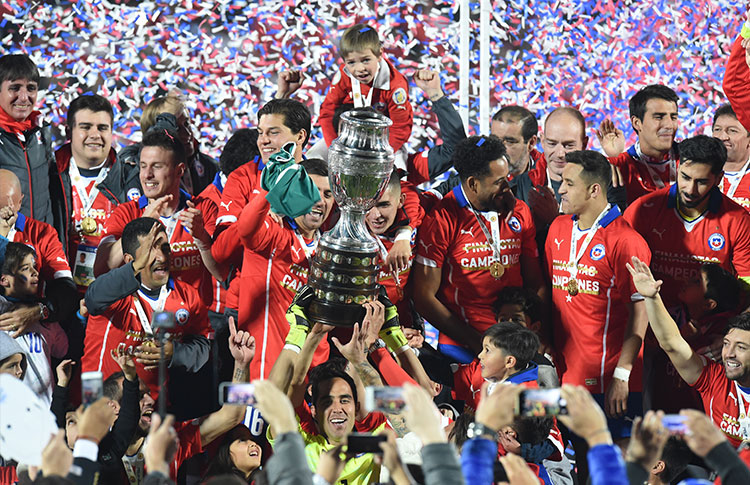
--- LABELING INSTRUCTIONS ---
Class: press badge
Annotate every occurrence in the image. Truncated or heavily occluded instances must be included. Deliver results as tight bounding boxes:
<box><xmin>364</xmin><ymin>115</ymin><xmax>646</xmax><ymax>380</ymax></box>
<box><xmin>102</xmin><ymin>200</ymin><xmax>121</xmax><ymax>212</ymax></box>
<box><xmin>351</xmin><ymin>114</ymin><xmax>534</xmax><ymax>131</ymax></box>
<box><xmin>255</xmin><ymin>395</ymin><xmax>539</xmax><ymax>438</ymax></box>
<box><xmin>73</xmin><ymin>245</ymin><xmax>97</xmax><ymax>287</ymax></box>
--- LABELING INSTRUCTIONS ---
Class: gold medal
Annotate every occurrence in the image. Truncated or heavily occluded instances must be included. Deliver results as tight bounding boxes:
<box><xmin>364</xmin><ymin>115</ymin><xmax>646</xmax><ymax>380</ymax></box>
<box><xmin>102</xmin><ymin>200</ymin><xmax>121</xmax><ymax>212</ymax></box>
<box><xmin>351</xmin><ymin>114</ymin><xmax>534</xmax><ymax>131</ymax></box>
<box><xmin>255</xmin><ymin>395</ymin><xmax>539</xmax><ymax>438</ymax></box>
<box><xmin>567</xmin><ymin>278</ymin><xmax>579</xmax><ymax>296</ymax></box>
<box><xmin>489</xmin><ymin>261</ymin><xmax>505</xmax><ymax>280</ymax></box>
<box><xmin>141</xmin><ymin>339</ymin><xmax>156</xmax><ymax>348</ymax></box>
<box><xmin>80</xmin><ymin>216</ymin><xmax>97</xmax><ymax>235</ymax></box>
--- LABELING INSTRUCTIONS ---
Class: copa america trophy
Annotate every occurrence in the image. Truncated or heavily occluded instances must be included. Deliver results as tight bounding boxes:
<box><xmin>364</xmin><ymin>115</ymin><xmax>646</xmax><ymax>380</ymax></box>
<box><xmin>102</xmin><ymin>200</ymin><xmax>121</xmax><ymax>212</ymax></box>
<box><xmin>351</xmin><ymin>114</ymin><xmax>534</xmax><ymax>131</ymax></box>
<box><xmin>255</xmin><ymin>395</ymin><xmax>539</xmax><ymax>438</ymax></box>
<box><xmin>307</xmin><ymin>110</ymin><xmax>395</xmax><ymax>326</ymax></box>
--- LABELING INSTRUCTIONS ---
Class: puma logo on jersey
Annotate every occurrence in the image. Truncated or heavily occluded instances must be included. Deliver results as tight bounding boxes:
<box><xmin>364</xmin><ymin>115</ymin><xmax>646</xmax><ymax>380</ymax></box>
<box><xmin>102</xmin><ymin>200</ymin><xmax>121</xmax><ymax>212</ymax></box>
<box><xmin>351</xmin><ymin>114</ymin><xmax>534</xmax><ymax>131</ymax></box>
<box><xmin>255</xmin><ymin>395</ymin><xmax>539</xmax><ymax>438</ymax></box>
<box><xmin>460</xmin><ymin>228</ymin><xmax>475</xmax><ymax>237</ymax></box>
<box><xmin>56</xmin><ymin>257</ymin><xmax>67</xmax><ymax>263</ymax></box>
<box><xmin>652</xmin><ymin>228</ymin><xmax>666</xmax><ymax>240</ymax></box>
<box><xmin>291</xmin><ymin>246</ymin><xmax>303</xmax><ymax>258</ymax></box>
<box><xmin>220</xmin><ymin>201</ymin><xmax>232</xmax><ymax>211</ymax></box>
<box><xmin>554</xmin><ymin>238</ymin><xmax>564</xmax><ymax>250</ymax></box>
<box><xmin>729</xmin><ymin>392</ymin><xmax>738</xmax><ymax>406</ymax></box>
<box><xmin>419</xmin><ymin>240</ymin><xmax>433</xmax><ymax>252</ymax></box>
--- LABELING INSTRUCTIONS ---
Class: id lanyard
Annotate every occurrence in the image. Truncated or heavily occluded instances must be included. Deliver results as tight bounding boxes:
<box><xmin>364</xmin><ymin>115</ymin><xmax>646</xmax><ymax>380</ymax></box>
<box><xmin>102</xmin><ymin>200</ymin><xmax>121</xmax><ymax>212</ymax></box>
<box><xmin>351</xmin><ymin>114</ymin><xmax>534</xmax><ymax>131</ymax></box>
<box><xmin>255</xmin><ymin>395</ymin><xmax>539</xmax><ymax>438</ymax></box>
<box><xmin>734</xmin><ymin>381</ymin><xmax>750</xmax><ymax>439</ymax></box>
<box><xmin>122</xmin><ymin>450</ymin><xmax>145</xmax><ymax>484</ymax></box>
<box><xmin>69</xmin><ymin>160</ymin><xmax>110</xmax><ymax>221</ymax></box>
<box><xmin>133</xmin><ymin>285</ymin><xmax>169</xmax><ymax>338</ymax></box>
<box><xmin>720</xmin><ymin>158</ymin><xmax>750</xmax><ymax>199</ymax></box>
<box><xmin>633</xmin><ymin>141</ymin><xmax>676</xmax><ymax>189</ymax></box>
<box><xmin>292</xmin><ymin>229</ymin><xmax>320</xmax><ymax>264</ymax></box>
<box><xmin>375</xmin><ymin>234</ymin><xmax>402</xmax><ymax>288</ymax></box>
<box><xmin>350</xmin><ymin>64</ymin><xmax>380</xmax><ymax>108</ymax></box>
<box><xmin>160</xmin><ymin>210</ymin><xmax>184</xmax><ymax>244</ymax></box>
<box><xmin>568</xmin><ymin>205</ymin><xmax>610</xmax><ymax>283</ymax></box>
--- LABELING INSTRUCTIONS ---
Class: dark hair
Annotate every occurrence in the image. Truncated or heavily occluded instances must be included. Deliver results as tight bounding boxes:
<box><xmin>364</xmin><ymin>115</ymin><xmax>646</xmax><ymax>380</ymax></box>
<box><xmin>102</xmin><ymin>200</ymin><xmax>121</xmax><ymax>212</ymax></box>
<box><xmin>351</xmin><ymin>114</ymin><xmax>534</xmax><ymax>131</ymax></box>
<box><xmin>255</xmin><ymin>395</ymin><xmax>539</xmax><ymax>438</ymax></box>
<box><xmin>702</xmin><ymin>263</ymin><xmax>741</xmax><ymax>315</ymax></box>
<box><xmin>1</xmin><ymin>242</ymin><xmax>36</xmax><ymax>277</ymax></box>
<box><xmin>299</xmin><ymin>158</ymin><xmax>329</xmax><ymax>178</ymax></box>
<box><xmin>493</xmin><ymin>106</ymin><xmax>538</xmax><ymax>142</ymax></box>
<box><xmin>564</xmin><ymin>150</ymin><xmax>612</xmax><ymax>191</ymax></box>
<box><xmin>483</xmin><ymin>321</ymin><xmax>539</xmax><ymax>370</ymax></box>
<box><xmin>727</xmin><ymin>312</ymin><xmax>750</xmax><ymax>334</ymax></box>
<box><xmin>121</xmin><ymin>217</ymin><xmax>164</xmax><ymax>259</ymax></box>
<box><xmin>493</xmin><ymin>286</ymin><xmax>543</xmax><ymax>324</ymax></box>
<box><xmin>0</xmin><ymin>54</ymin><xmax>39</xmax><ymax>85</ymax></box>
<box><xmin>448</xmin><ymin>412</ymin><xmax>473</xmax><ymax>450</ymax></box>
<box><xmin>385</xmin><ymin>169</ymin><xmax>402</xmax><ymax>193</ymax></box>
<box><xmin>204</xmin><ymin>425</ymin><xmax>266</xmax><ymax>484</ymax></box>
<box><xmin>659</xmin><ymin>437</ymin><xmax>692</xmax><ymax>483</ymax></box>
<box><xmin>203</xmin><ymin>475</ymin><xmax>251</xmax><ymax>485</ymax></box>
<box><xmin>257</xmin><ymin>99</ymin><xmax>311</xmax><ymax>147</ymax></box>
<box><xmin>677</xmin><ymin>135</ymin><xmax>727</xmax><ymax>175</ymax></box>
<box><xmin>310</xmin><ymin>366</ymin><xmax>359</xmax><ymax>412</ymax></box>
<box><xmin>340</xmin><ymin>24</ymin><xmax>382</xmax><ymax>58</ymax></box>
<box><xmin>219</xmin><ymin>128</ymin><xmax>260</xmax><ymax>175</ymax></box>
<box><xmin>512</xmin><ymin>415</ymin><xmax>554</xmax><ymax>446</ymax></box>
<box><xmin>67</xmin><ymin>94</ymin><xmax>114</xmax><ymax>129</ymax></box>
<box><xmin>713</xmin><ymin>104</ymin><xmax>750</xmax><ymax>136</ymax></box>
<box><xmin>629</xmin><ymin>84</ymin><xmax>679</xmax><ymax>123</ymax></box>
<box><xmin>102</xmin><ymin>371</ymin><xmax>125</xmax><ymax>402</ymax></box>
<box><xmin>453</xmin><ymin>135</ymin><xmax>507</xmax><ymax>182</ymax></box>
<box><xmin>141</xmin><ymin>128</ymin><xmax>186</xmax><ymax>166</ymax></box>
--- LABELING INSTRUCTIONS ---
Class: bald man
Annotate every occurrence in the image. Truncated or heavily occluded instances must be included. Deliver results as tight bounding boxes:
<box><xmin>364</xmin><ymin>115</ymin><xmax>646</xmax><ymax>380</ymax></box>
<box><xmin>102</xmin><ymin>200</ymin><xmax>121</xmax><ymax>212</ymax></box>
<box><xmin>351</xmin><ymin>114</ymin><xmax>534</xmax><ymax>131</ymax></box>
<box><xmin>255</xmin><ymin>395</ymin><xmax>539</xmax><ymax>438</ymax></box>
<box><xmin>0</xmin><ymin>170</ymin><xmax>78</xmax><ymax>353</ymax></box>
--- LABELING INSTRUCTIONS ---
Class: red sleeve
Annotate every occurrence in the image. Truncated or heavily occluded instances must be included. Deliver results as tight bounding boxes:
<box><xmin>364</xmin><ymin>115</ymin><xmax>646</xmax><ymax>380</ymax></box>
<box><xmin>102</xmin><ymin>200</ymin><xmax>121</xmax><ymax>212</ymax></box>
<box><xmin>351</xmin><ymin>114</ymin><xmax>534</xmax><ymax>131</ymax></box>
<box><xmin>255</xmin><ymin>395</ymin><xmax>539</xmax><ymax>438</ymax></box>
<box><xmin>451</xmin><ymin>361</ymin><xmax>481</xmax><ymax>403</ymax></box>
<box><xmin>400</xmin><ymin>180</ymin><xmax>424</xmax><ymax>229</ymax></box>
<box><xmin>622</xmin><ymin>198</ymin><xmax>641</xmax><ymax>230</ymax></box>
<box><xmin>31</xmin><ymin>221</ymin><xmax>72</xmax><ymax>280</ymax></box>
<box><xmin>171</xmin><ymin>421</ymin><xmax>203</xmax><ymax>480</ymax></box>
<box><xmin>196</xmin><ymin>197</ymin><xmax>218</xmax><ymax>236</ymax></box>
<box><xmin>211</xmin><ymin>224</ymin><xmax>243</xmax><ymax>266</ymax></box>
<box><xmin>355</xmin><ymin>411</ymin><xmax>388</xmax><ymax>432</ymax></box>
<box><xmin>369</xmin><ymin>347</ymin><xmax>417</xmax><ymax>386</ymax></box>
<box><xmin>384</xmin><ymin>71</ymin><xmax>413</xmax><ymax>153</ymax></box>
<box><xmin>723</xmin><ymin>35</ymin><xmax>750</xmax><ymax>131</ymax></box>
<box><xmin>217</xmin><ymin>167</ymin><xmax>257</xmax><ymax>226</ymax></box>
<box><xmin>613</xmin><ymin>226</ymin><xmax>652</xmax><ymax>300</ymax></box>
<box><xmin>730</xmin><ymin>207</ymin><xmax>750</xmax><ymax>278</ymax></box>
<box><xmin>415</xmin><ymin>206</ymin><xmax>453</xmax><ymax>267</ymax></box>
<box><xmin>690</xmin><ymin>359</ymin><xmax>720</xmax><ymax>394</ymax></box>
<box><xmin>102</xmin><ymin>202</ymin><xmax>135</xmax><ymax>238</ymax></box>
<box><xmin>184</xmin><ymin>285</ymin><xmax>211</xmax><ymax>338</ymax></box>
<box><xmin>318</xmin><ymin>67</ymin><xmax>350</xmax><ymax>147</ymax></box>
<box><xmin>516</xmin><ymin>202</ymin><xmax>539</xmax><ymax>258</ymax></box>
<box><xmin>528</xmin><ymin>153</ymin><xmax>547</xmax><ymax>186</ymax></box>
<box><xmin>236</xmin><ymin>194</ymin><xmax>287</xmax><ymax>254</ymax></box>
<box><xmin>406</xmin><ymin>150</ymin><xmax>430</xmax><ymax>186</ymax></box>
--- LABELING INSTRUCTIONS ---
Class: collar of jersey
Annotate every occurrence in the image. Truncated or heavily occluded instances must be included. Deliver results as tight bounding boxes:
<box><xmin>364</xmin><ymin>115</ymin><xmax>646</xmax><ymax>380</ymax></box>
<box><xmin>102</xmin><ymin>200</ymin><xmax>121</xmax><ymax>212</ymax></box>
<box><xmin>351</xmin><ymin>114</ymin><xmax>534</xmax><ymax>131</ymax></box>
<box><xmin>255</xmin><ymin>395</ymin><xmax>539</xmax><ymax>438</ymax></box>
<box><xmin>13</xmin><ymin>212</ymin><xmax>26</xmax><ymax>232</ymax></box>
<box><xmin>211</xmin><ymin>172</ymin><xmax>223</xmax><ymax>192</ymax></box>
<box><xmin>138</xmin><ymin>189</ymin><xmax>192</xmax><ymax>210</ymax></box>
<box><xmin>570</xmin><ymin>204</ymin><xmax>621</xmax><ymax>229</ymax></box>
<box><xmin>627</xmin><ymin>143</ymin><xmax>675</xmax><ymax>165</ymax></box>
<box><xmin>666</xmin><ymin>184</ymin><xmax>721</xmax><ymax>214</ymax></box>
<box><xmin>505</xmin><ymin>361</ymin><xmax>538</xmax><ymax>385</ymax></box>
<box><xmin>138</xmin><ymin>277</ymin><xmax>176</xmax><ymax>294</ymax></box>
<box><xmin>453</xmin><ymin>184</ymin><xmax>491</xmax><ymax>213</ymax></box>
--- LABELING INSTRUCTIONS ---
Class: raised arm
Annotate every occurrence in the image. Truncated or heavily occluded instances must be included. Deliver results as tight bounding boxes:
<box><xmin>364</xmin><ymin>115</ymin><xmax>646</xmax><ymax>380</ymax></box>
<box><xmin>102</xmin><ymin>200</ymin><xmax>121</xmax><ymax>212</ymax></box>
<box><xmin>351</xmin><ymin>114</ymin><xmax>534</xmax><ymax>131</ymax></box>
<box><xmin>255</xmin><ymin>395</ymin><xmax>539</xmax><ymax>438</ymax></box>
<box><xmin>626</xmin><ymin>256</ymin><xmax>705</xmax><ymax>385</ymax></box>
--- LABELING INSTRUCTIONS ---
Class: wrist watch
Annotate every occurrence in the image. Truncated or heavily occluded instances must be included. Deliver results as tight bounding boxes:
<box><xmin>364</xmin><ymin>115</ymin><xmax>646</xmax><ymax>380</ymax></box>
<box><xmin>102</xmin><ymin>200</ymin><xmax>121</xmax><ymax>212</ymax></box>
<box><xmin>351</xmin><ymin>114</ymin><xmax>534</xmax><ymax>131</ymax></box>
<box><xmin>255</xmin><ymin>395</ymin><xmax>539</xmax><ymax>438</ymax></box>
<box><xmin>38</xmin><ymin>303</ymin><xmax>50</xmax><ymax>321</ymax></box>
<box><xmin>466</xmin><ymin>421</ymin><xmax>497</xmax><ymax>440</ymax></box>
<box><xmin>367</xmin><ymin>339</ymin><xmax>386</xmax><ymax>354</ymax></box>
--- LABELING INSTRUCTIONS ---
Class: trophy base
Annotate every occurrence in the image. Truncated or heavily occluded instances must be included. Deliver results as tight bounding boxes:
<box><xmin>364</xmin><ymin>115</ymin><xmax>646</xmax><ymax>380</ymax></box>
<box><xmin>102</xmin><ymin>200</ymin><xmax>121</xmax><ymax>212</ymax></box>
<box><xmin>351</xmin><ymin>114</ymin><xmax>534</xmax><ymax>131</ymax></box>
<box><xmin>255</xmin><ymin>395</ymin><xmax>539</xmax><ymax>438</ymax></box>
<box><xmin>308</xmin><ymin>299</ymin><xmax>371</xmax><ymax>327</ymax></box>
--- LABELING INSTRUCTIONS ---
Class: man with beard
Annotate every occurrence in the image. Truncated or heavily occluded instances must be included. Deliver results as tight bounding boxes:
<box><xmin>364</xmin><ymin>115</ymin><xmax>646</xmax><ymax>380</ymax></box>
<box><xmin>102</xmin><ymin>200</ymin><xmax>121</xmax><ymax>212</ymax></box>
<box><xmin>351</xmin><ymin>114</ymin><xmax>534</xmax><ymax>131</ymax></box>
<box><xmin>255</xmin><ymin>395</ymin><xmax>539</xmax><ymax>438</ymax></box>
<box><xmin>413</xmin><ymin>135</ymin><xmax>545</xmax><ymax>363</ymax></box>
<box><xmin>236</xmin><ymin>158</ymin><xmax>334</xmax><ymax>379</ymax></box>
<box><xmin>628</xmin><ymin>256</ymin><xmax>750</xmax><ymax>448</ymax></box>
<box><xmin>624</xmin><ymin>135</ymin><xmax>750</xmax><ymax>308</ymax></box>
<box><xmin>713</xmin><ymin>104</ymin><xmax>750</xmax><ymax>210</ymax></box>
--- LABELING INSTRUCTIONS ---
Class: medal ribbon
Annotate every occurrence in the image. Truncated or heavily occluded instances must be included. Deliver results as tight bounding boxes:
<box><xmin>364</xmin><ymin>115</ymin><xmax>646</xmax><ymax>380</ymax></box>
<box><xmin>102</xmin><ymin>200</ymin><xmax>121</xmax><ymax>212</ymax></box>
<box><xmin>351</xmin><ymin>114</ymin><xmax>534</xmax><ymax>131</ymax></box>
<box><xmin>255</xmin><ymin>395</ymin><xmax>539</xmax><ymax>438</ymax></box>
<box><xmin>720</xmin><ymin>158</ymin><xmax>750</xmax><ymax>199</ymax></box>
<box><xmin>160</xmin><ymin>210</ymin><xmax>184</xmax><ymax>244</ymax></box>
<box><xmin>292</xmin><ymin>229</ymin><xmax>320</xmax><ymax>263</ymax></box>
<box><xmin>632</xmin><ymin>141</ymin><xmax>676</xmax><ymax>189</ymax></box>
<box><xmin>374</xmin><ymin>234</ymin><xmax>402</xmax><ymax>287</ymax></box>
<box><xmin>350</xmin><ymin>64</ymin><xmax>380</xmax><ymax>108</ymax></box>
<box><xmin>121</xmin><ymin>451</ymin><xmax>144</xmax><ymax>485</ymax></box>
<box><xmin>568</xmin><ymin>204</ymin><xmax>611</xmax><ymax>281</ymax></box>
<box><xmin>69</xmin><ymin>160</ymin><xmax>111</xmax><ymax>220</ymax></box>
<box><xmin>133</xmin><ymin>285</ymin><xmax>169</xmax><ymax>337</ymax></box>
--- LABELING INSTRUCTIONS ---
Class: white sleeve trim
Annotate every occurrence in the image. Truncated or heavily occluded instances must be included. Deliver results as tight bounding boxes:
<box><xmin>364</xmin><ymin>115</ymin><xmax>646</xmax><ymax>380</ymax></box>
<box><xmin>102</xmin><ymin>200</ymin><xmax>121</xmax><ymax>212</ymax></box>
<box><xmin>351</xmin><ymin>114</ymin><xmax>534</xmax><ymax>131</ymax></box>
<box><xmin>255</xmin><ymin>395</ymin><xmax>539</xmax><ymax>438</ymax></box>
<box><xmin>216</xmin><ymin>215</ymin><xmax>237</xmax><ymax>225</ymax></box>
<box><xmin>99</xmin><ymin>234</ymin><xmax>116</xmax><ymax>246</ymax></box>
<box><xmin>72</xmin><ymin>438</ymin><xmax>99</xmax><ymax>461</ymax></box>
<box><xmin>415</xmin><ymin>255</ymin><xmax>438</xmax><ymax>267</ymax></box>
<box><xmin>54</xmin><ymin>270</ymin><xmax>73</xmax><ymax>279</ymax></box>
<box><xmin>630</xmin><ymin>292</ymin><xmax>644</xmax><ymax>302</ymax></box>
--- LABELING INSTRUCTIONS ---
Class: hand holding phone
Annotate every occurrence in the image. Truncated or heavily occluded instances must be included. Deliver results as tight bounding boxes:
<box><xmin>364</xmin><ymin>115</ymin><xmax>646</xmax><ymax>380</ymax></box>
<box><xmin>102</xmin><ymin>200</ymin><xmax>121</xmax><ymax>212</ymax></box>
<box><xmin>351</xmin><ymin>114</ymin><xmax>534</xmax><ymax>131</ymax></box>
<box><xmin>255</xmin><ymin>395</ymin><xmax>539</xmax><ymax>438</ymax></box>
<box><xmin>347</xmin><ymin>433</ymin><xmax>386</xmax><ymax>454</ymax></box>
<box><xmin>81</xmin><ymin>371</ymin><xmax>103</xmax><ymax>408</ymax></box>
<box><xmin>517</xmin><ymin>388</ymin><xmax>568</xmax><ymax>416</ymax></box>
<box><xmin>220</xmin><ymin>382</ymin><xmax>256</xmax><ymax>406</ymax></box>
<box><xmin>365</xmin><ymin>386</ymin><xmax>406</xmax><ymax>414</ymax></box>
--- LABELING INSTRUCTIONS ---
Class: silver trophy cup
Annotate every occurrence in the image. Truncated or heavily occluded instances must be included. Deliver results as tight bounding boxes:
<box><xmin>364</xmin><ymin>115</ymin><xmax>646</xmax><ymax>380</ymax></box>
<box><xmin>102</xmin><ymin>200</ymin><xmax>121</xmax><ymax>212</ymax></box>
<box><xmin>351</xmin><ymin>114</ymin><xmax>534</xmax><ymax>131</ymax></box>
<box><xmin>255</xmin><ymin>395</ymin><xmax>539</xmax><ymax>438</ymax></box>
<box><xmin>307</xmin><ymin>110</ymin><xmax>395</xmax><ymax>326</ymax></box>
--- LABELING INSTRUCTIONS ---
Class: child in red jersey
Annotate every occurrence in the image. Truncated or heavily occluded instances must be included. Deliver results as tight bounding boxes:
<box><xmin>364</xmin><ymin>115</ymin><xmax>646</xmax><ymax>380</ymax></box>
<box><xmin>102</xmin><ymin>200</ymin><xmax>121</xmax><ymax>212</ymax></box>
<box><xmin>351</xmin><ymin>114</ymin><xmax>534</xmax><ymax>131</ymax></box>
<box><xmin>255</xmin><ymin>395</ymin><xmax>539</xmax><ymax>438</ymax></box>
<box><xmin>318</xmin><ymin>23</ymin><xmax>413</xmax><ymax>169</ymax></box>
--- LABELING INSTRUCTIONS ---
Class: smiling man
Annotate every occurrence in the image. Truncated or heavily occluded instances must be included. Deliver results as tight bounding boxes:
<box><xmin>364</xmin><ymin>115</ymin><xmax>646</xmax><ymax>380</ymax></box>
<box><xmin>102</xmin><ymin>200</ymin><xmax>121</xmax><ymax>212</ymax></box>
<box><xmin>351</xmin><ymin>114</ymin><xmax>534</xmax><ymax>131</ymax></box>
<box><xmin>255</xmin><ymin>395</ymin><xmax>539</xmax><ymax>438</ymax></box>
<box><xmin>54</xmin><ymin>94</ymin><xmax>142</xmax><ymax>295</ymax></box>
<box><xmin>95</xmin><ymin>129</ymin><xmax>222</xmax><ymax>307</ymax></box>
<box><xmin>0</xmin><ymin>54</ymin><xmax>60</xmax><ymax>227</ymax></box>
<box><xmin>236</xmin><ymin>158</ymin><xmax>334</xmax><ymax>379</ymax></box>
<box><xmin>624</xmin><ymin>135</ymin><xmax>750</xmax><ymax>309</ymax></box>
<box><xmin>713</xmin><ymin>104</ymin><xmax>750</xmax><ymax>210</ymax></box>
<box><xmin>628</xmin><ymin>256</ymin><xmax>750</xmax><ymax>448</ymax></box>
<box><xmin>413</xmin><ymin>135</ymin><xmax>545</xmax><ymax>363</ymax></box>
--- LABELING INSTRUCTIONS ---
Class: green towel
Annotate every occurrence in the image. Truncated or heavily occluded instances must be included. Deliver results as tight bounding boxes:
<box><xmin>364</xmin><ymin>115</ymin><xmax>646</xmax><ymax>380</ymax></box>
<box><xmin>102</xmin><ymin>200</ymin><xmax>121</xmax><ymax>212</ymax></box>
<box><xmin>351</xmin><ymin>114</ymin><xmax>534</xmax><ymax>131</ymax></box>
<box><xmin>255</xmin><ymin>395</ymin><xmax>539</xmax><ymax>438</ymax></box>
<box><xmin>260</xmin><ymin>142</ymin><xmax>321</xmax><ymax>218</ymax></box>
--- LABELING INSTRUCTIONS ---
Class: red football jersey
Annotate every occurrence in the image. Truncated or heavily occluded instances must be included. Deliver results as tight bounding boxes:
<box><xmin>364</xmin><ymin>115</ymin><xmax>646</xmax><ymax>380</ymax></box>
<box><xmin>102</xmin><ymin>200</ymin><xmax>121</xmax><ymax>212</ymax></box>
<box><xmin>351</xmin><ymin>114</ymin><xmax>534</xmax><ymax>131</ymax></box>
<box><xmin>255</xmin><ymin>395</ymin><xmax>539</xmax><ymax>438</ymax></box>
<box><xmin>215</xmin><ymin>156</ymin><xmax>263</xmax><ymax>226</ymax></box>
<box><xmin>237</xmin><ymin>195</ymin><xmax>329</xmax><ymax>379</ymax></box>
<box><xmin>101</xmin><ymin>191</ymin><xmax>218</xmax><ymax>306</ymax></box>
<box><xmin>609</xmin><ymin>145</ymin><xmax>677</xmax><ymax>205</ymax></box>
<box><xmin>693</xmin><ymin>359</ymin><xmax>749</xmax><ymax>448</ymax></box>
<box><xmin>375</xmin><ymin>230</ymin><xmax>415</xmax><ymax>327</ymax></box>
<box><xmin>199</xmin><ymin>177</ymin><xmax>232</xmax><ymax>314</ymax></box>
<box><xmin>9</xmin><ymin>213</ymin><xmax>72</xmax><ymax>282</ymax></box>
<box><xmin>546</xmin><ymin>205</ymin><xmax>651</xmax><ymax>393</ymax></box>
<box><xmin>81</xmin><ymin>278</ymin><xmax>210</xmax><ymax>396</ymax></box>
<box><xmin>415</xmin><ymin>185</ymin><xmax>537</xmax><ymax>346</ymax></box>
<box><xmin>624</xmin><ymin>185</ymin><xmax>750</xmax><ymax>308</ymax></box>
<box><xmin>723</xmin><ymin>35</ymin><xmax>750</xmax><ymax>132</ymax></box>
<box><xmin>719</xmin><ymin>167</ymin><xmax>750</xmax><ymax>212</ymax></box>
